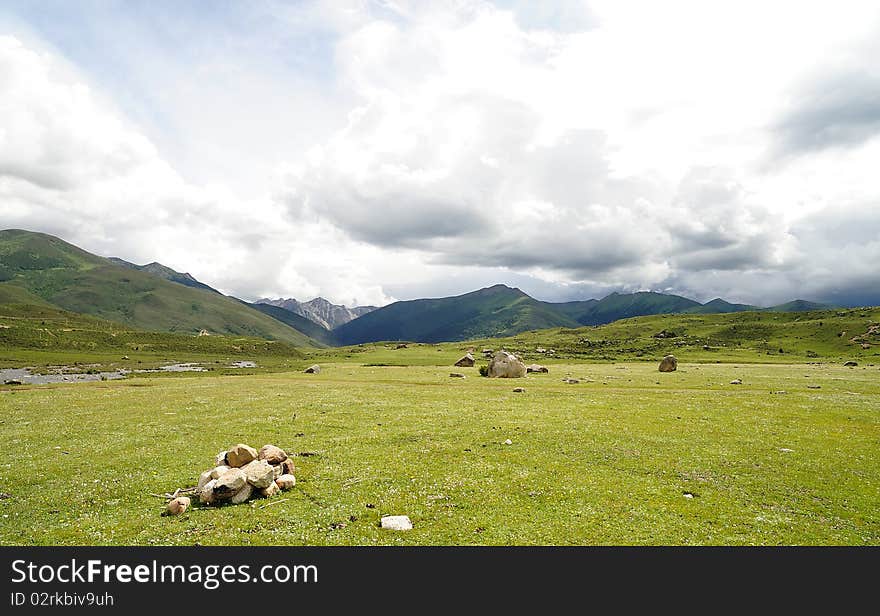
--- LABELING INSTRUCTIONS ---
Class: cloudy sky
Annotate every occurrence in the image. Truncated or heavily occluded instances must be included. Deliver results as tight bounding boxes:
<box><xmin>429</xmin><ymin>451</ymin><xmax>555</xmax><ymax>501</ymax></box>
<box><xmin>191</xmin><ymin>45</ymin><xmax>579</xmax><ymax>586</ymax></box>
<box><xmin>1</xmin><ymin>0</ymin><xmax>879</xmax><ymax>308</ymax></box>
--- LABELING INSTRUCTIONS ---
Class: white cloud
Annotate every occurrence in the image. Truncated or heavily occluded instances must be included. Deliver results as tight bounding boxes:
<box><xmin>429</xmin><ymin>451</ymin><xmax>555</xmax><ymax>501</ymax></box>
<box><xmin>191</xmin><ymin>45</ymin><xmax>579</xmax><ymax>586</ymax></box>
<box><xmin>3</xmin><ymin>1</ymin><xmax>880</xmax><ymax>307</ymax></box>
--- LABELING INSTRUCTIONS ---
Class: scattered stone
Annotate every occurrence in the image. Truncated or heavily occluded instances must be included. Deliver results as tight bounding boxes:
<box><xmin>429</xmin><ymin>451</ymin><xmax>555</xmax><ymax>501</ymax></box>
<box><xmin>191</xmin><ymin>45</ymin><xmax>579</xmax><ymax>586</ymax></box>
<box><xmin>683</xmin><ymin>492</ymin><xmax>695</xmax><ymax>499</ymax></box>
<box><xmin>304</xmin><ymin>364</ymin><xmax>321</xmax><ymax>374</ymax></box>
<box><xmin>281</xmin><ymin>458</ymin><xmax>296</xmax><ymax>475</ymax></box>
<box><xmin>164</xmin><ymin>496</ymin><xmax>190</xmax><ymax>516</ymax></box>
<box><xmin>276</xmin><ymin>474</ymin><xmax>296</xmax><ymax>490</ymax></box>
<box><xmin>243</xmin><ymin>460</ymin><xmax>276</xmax><ymax>489</ymax></box>
<box><xmin>226</xmin><ymin>444</ymin><xmax>258</xmax><ymax>468</ymax></box>
<box><xmin>779</xmin><ymin>448</ymin><xmax>795</xmax><ymax>453</ymax></box>
<box><xmin>807</xmin><ymin>385</ymin><xmax>822</xmax><ymax>390</ymax></box>
<box><xmin>730</xmin><ymin>379</ymin><xmax>743</xmax><ymax>385</ymax></box>
<box><xmin>658</xmin><ymin>355</ymin><xmax>678</xmax><ymax>372</ymax></box>
<box><xmin>503</xmin><ymin>439</ymin><xmax>513</xmax><ymax>445</ymax></box>
<box><xmin>449</xmin><ymin>373</ymin><xmax>466</xmax><ymax>378</ymax></box>
<box><xmin>381</xmin><ymin>515</ymin><xmax>413</xmax><ymax>531</ymax></box>
<box><xmin>653</xmin><ymin>329</ymin><xmax>678</xmax><ymax>339</ymax></box>
<box><xmin>487</xmin><ymin>351</ymin><xmax>526</xmax><ymax>378</ymax></box>
<box><xmin>513</xmin><ymin>387</ymin><xmax>525</xmax><ymax>393</ymax></box>
<box><xmin>526</xmin><ymin>364</ymin><xmax>548</xmax><ymax>373</ymax></box>
<box><xmin>3</xmin><ymin>380</ymin><xmax>23</xmax><ymax>386</ymax></box>
<box><xmin>121</xmin><ymin>355</ymin><xmax>130</xmax><ymax>360</ymax></box>
<box><xmin>454</xmin><ymin>353</ymin><xmax>475</xmax><ymax>367</ymax></box>
<box><xmin>562</xmin><ymin>378</ymin><xmax>580</xmax><ymax>384</ymax></box>
<box><xmin>395</xmin><ymin>343</ymin><xmax>408</xmax><ymax>349</ymax></box>
<box><xmin>258</xmin><ymin>444</ymin><xmax>288</xmax><ymax>465</ymax></box>
<box><xmin>772</xmin><ymin>391</ymin><xmax>788</xmax><ymax>395</ymax></box>
<box><xmin>844</xmin><ymin>361</ymin><xmax>858</xmax><ymax>367</ymax></box>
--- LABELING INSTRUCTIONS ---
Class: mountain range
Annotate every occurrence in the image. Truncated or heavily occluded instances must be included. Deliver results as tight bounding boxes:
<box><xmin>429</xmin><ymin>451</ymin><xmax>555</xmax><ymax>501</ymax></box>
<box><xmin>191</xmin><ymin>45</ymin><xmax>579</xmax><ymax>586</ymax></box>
<box><xmin>257</xmin><ymin>297</ymin><xmax>376</xmax><ymax>330</ymax></box>
<box><xmin>0</xmin><ymin>229</ymin><xmax>835</xmax><ymax>346</ymax></box>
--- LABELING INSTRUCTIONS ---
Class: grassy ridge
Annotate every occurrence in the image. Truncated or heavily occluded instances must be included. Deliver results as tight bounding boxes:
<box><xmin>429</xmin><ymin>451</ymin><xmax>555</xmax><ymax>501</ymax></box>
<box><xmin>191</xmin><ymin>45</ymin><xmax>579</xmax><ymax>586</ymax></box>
<box><xmin>461</xmin><ymin>307</ymin><xmax>880</xmax><ymax>364</ymax></box>
<box><xmin>0</xmin><ymin>230</ymin><xmax>319</xmax><ymax>346</ymax></box>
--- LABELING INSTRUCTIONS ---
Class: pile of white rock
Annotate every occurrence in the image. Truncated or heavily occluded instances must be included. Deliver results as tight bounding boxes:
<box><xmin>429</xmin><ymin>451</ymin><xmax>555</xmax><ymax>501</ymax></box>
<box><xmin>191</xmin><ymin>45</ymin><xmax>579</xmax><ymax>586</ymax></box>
<box><xmin>197</xmin><ymin>443</ymin><xmax>296</xmax><ymax>506</ymax></box>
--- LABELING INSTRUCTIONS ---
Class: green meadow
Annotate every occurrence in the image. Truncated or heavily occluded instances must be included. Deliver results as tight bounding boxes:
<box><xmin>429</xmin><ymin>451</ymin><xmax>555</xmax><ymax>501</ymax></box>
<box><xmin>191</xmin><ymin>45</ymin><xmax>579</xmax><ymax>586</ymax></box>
<box><xmin>1</xmin><ymin>339</ymin><xmax>878</xmax><ymax>544</ymax></box>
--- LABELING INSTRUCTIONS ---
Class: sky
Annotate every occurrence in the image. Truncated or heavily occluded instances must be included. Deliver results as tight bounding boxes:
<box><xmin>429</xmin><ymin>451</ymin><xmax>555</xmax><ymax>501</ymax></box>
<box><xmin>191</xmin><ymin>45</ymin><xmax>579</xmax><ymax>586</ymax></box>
<box><xmin>1</xmin><ymin>0</ymin><xmax>879</xmax><ymax>308</ymax></box>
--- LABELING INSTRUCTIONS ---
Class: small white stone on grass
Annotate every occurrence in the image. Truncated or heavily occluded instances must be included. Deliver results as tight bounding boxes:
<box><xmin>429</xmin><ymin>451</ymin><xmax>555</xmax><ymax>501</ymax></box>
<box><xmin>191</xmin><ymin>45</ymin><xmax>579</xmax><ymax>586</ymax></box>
<box><xmin>381</xmin><ymin>515</ymin><xmax>413</xmax><ymax>531</ymax></box>
<box><xmin>779</xmin><ymin>448</ymin><xmax>795</xmax><ymax>453</ymax></box>
<box><xmin>503</xmin><ymin>439</ymin><xmax>513</xmax><ymax>445</ymax></box>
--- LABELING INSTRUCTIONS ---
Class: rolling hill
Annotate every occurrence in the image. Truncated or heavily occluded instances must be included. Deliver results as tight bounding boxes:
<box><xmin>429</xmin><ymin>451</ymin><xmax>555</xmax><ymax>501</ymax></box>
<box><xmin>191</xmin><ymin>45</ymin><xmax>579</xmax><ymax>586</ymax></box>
<box><xmin>333</xmin><ymin>284</ymin><xmax>835</xmax><ymax>344</ymax></box>
<box><xmin>333</xmin><ymin>284</ymin><xmax>581</xmax><ymax>344</ymax></box>
<box><xmin>0</xmin><ymin>229</ymin><xmax>320</xmax><ymax>346</ymax></box>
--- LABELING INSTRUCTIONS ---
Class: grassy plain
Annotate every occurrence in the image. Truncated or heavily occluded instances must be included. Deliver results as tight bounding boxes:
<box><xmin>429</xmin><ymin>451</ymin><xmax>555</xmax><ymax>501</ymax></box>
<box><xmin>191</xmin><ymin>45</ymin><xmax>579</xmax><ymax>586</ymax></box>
<box><xmin>1</xmin><ymin>354</ymin><xmax>878</xmax><ymax>545</ymax></box>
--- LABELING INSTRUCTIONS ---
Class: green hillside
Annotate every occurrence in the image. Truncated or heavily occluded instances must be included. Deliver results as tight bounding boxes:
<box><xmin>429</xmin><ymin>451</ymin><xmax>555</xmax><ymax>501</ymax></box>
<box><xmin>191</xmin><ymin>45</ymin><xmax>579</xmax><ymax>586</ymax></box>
<box><xmin>333</xmin><ymin>284</ymin><xmax>580</xmax><ymax>344</ymax></box>
<box><xmin>0</xmin><ymin>229</ymin><xmax>319</xmax><ymax>347</ymax></box>
<box><xmin>460</xmin><ymin>306</ymin><xmax>880</xmax><ymax>364</ymax></box>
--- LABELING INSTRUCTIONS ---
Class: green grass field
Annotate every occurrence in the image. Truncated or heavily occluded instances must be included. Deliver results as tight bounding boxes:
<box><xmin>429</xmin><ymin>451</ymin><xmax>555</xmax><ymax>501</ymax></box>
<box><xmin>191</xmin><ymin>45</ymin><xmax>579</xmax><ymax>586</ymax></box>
<box><xmin>1</xmin><ymin>357</ymin><xmax>878</xmax><ymax>545</ymax></box>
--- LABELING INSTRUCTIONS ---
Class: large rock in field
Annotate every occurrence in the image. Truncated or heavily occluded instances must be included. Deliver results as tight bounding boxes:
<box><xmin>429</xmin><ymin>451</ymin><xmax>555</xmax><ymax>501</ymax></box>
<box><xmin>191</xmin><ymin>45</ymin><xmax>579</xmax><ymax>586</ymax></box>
<box><xmin>243</xmin><ymin>459</ymin><xmax>276</xmax><ymax>488</ymax></box>
<box><xmin>658</xmin><ymin>355</ymin><xmax>678</xmax><ymax>372</ymax></box>
<box><xmin>226</xmin><ymin>444</ymin><xmax>258</xmax><ymax>467</ymax></box>
<box><xmin>488</xmin><ymin>351</ymin><xmax>526</xmax><ymax>378</ymax></box>
<box><xmin>304</xmin><ymin>365</ymin><xmax>321</xmax><ymax>374</ymax></box>
<box><xmin>454</xmin><ymin>353</ymin><xmax>475</xmax><ymax>367</ymax></box>
<box><xmin>258</xmin><ymin>444</ymin><xmax>288</xmax><ymax>465</ymax></box>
